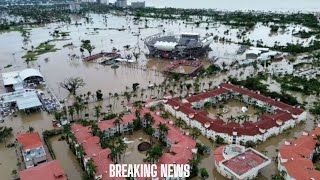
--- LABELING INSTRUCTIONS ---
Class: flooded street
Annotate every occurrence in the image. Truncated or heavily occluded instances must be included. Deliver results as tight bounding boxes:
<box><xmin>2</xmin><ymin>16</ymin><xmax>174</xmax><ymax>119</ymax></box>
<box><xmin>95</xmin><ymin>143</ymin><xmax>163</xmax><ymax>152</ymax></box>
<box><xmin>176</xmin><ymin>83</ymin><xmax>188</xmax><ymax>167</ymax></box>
<box><xmin>50</xmin><ymin>135</ymin><xmax>82</xmax><ymax>180</ymax></box>
<box><xmin>0</xmin><ymin>12</ymin><xmax>318</xmax><ymax>179</ymax></box>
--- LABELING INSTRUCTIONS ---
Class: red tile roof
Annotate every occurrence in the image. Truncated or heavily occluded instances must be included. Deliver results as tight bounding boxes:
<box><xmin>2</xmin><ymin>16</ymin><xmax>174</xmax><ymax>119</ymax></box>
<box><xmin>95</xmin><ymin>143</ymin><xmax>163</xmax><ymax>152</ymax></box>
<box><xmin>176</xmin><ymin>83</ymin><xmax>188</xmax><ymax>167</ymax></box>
<box><xmin>98</xmin><ymin>114</ymin><xmax>136</xmax><ymax>131</ymax></box>
<box><xmin>222</xmin><ymin>149</ymin><xmax>269</xmax><ymax>176</ymax></box>
<box><xmin>279</xmin><ymin>127</ymin><xmax>320</xmax><ymax>180</ymax></box>
<box><xmin>16</xmin><ymin>132</ymin><xmax>43</xmax><ymax>151</ymax></box>
<box><xmin>214</xmin><ymin>146</ymin><xmax>225</xmax><ymax>163</ymax></box>
<box><xmin>20</xmin><ymin>160</ymin><xmax>67</xmax><ymax>180</ymax></box>
<box><xmin>165</xmin><ymin>83</ymin><xmax>302</xmax><ymax>137</ymax></box>
<box><xmin>220</xmin><ymin>83</ymin><xmax>304</xmax><ymax>115</ymax></box>
<box><xmin>71</xmin><ymin>106</ymin><xmax>196</xmax><ymax>180</ymax></box>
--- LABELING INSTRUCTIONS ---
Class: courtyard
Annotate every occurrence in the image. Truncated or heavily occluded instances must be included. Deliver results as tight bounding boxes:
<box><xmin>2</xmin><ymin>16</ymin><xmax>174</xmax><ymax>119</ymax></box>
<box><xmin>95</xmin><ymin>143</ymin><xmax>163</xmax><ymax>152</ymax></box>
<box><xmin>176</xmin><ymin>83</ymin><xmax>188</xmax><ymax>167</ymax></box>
<box><xmin>207</xmin><ymin>99</ymin><xmax>260</xmax><ymax>124</ymax></box>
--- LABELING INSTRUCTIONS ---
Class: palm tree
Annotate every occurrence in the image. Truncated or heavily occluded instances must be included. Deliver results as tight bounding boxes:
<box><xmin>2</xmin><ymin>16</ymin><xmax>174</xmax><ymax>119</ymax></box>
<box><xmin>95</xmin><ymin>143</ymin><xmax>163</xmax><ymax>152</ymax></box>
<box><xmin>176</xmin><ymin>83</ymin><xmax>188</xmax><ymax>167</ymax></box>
<box><xmin>227</xmin><ymin>116</ymin><xmax>236</xmax><ymax>123</ymax></box>
<box><xmin>86</xmin><ymin>159</ymin><xmax>96</xmax><ymax>178</ymax></box>
<box><xmin>27</xmin><ymin>126</ymin><xmax>34</xmax><ymax>133</ymax></box>
<box><xmin>191</xmin><ymin>127</ymin><xmax>200</xmax><ymax>139</ymax></box>
<box><xmin>144</xmin><ymin>145</ymin><xmax>163</xmax><ymax>163</ymax></box>
<box><xmin>174</xmin><ymin>118</ymin><xmax>183</xmax><ymax>129</ymax></box>
<box><xmin>116</xmin><ymin>138</ymin><xmax>128</xmax><ymax>163</ymax></box>
<box><xmin>157</xmin><ymin>122</ymin><xmax>169</xmax><ymax>142</ymax></box>
<box><xmin>203</xmin><ymin>101</ymin><xmax>211</xmax><ymax>112</ymax></box>
<box><xmin>113</xmin><ymin>112</ymin><xmax>124</xmax><ymax>134</ymax></box>
<box><xmin>215</xmin><ymin>112</ymin><xmax>223</xmax><ymax>119</ymax></box>
<box><xmin>90</xmin><ymin>123</ymin><xmax>100</xmax><ymax>137</ymax></box>
<box><xmin>242</xmin><ymin>115</ymin><xmax>250</xmax><ymax>122</ymax></box>
<box><xmin>54</xmin><ymin>111</ymin><xmax>63</xmax><ymax>124</ymax></box>
<box><xmin>68</xmin><ymin>106</ymin><xmax>75</xmax><ymax>121</ymax></box>
<box><xmin>237</xmin><ymin>115</ymin><xmax>244</xmax><ymax>124</ymax></box>
<box><xmin>94</xmin><ymin>105</ymin><xmax>102</xmax><ymax>121</ymax></box>
<box><xmin>143</xmin><ymin>112</ymin><xmax>154</xmax><ymax>128</ymax></box>
<box><xmin>76</xmin><ymin>144</ymin><xmax>86</xmax><ymax>167</ymax></box>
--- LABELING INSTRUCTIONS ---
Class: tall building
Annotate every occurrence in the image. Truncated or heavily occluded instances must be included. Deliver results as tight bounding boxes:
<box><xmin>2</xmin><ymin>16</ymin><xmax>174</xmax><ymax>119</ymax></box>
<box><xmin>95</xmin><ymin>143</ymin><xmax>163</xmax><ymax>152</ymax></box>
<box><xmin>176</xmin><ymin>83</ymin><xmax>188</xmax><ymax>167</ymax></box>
<box><xmin>115</xmin><ymin>0</ymin><xmax>127</xmax><ymax>8</ymax></box>
<box><xmin>100</xmin><ymin>0</ymin><xmax>108</xmax><ymax>4</ymax></box>
<box><xmin>131</xmin><ymin>1</ymin><xmax>145</xmax><ymax>8</ymax></box>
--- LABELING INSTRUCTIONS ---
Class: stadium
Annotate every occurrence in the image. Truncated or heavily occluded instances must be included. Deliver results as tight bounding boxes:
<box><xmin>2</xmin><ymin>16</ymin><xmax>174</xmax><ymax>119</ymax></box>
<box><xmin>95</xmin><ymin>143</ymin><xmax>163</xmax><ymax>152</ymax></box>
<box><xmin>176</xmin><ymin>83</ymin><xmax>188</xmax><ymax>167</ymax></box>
<box><xmin>144</xmin><ymin>32</ymin><xmax>213</xmax><ymax>59</ymax></box>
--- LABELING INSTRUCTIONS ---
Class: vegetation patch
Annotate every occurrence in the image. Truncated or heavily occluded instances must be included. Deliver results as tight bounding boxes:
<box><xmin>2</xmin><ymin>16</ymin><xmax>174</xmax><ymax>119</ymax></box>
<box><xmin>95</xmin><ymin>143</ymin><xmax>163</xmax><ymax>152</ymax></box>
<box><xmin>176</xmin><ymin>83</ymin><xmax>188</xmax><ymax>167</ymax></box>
<box><xmin>22</xmin><ymin>41</ymin><xmax>59</xmax><ymax>61</ymax></box>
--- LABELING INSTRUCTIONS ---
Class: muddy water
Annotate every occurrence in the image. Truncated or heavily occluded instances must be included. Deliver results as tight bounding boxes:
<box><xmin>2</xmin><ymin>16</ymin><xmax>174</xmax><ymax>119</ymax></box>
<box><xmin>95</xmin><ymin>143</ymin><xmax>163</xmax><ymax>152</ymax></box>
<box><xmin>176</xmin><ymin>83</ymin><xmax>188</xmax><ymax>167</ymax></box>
<box><xmin>0</xmin><ymin>13</ymin><xmax>317</xmax><ymax>179</ymax></box>
<box><xmin>208</xmin><ymin>99</ymin><xmax>259</xmax><ymax>124</ymax></box>
<box><xmin>50</xmin><ymin>135</ymin><xmax>82</xmax><ymax>180</ymax></box>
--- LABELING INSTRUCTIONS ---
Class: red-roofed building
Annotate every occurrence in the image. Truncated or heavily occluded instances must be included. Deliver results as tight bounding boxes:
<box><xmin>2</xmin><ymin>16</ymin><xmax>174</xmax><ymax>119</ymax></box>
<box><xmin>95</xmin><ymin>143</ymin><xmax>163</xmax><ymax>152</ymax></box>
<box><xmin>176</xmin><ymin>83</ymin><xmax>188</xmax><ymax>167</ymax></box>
<box><xmin>20</xmin><ymin>160</ymin><xmax>67</xmax><ymax>180</ymax></box>
<box><xmin>278</xmin><ymin>127</ymin><xmax>320</xmax><ymax>180</ymax></box>
<box><xmin>16</xmin><ymin>132</ymin><xmax>47</xmax><ymax>168</ymax></box>
<box><xmin>215</xmin><ymin>145</ymin><xmax>270</xmax><ymax>180</ymax></box>
<box><xmin>164</xmin><ymin>83</ymin><xmax>305</xmax><ymax>145</ymax></box>
<box><xmin>68</xmin><ymin>106</ymin><xmax>197</xmax><ymax>180</ymax></box>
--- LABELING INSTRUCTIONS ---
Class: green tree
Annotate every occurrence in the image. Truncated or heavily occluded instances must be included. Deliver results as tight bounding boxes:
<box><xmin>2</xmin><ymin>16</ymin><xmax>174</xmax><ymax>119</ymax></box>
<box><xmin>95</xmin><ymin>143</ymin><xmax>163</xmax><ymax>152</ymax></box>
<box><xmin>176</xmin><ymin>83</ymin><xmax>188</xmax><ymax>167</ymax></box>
<box><xmin>200</xmin><ymin>168</ymin><xmax>209</xmax><ymax>179</ymax></box>
<box><xmin>81</xmin><ymin>40</ymin><xmax>95</xmax><ymax>56</ymax></box>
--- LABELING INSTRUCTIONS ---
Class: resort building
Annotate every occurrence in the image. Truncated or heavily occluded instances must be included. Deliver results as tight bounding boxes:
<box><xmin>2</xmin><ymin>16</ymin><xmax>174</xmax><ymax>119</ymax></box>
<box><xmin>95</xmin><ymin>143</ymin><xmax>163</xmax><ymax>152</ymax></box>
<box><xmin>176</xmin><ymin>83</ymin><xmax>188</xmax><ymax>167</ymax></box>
<box><xmin>69</xmin><ymin>106</ymin><xmax>197</xmax><ymax>179</ymax></box>
<box><xmin>215</xmin><ymin>144</ymin><xmax>270</xmax><ymax>180</ymax></box>
<box><xmin>20</xmin><ymin>160</ymin><xmax>67</xmax><ymax>180</ymax></box>
<box><xmin>278</xmin><ymin>127</ymin><xmax>320</xmax><ymax>180</ymax></box>
<box><xmin>16</xmin><ymin>132</ymin><xmax>47</xmax><ymax>168</ymax></box>
<box><xmin>163</xmin><ymin>83</ymin><xmax>306</xmax><ymax>144</ymax></box>
<box><xmin>2</xmin><ymin>68</ymin><xmax>44</xmax><ymax>92</ymax></box>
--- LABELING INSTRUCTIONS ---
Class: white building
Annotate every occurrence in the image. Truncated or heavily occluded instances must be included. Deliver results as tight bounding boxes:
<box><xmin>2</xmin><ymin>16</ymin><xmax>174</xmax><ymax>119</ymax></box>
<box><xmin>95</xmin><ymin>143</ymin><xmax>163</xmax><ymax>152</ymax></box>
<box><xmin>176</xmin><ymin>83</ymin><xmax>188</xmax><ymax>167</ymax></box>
<box><xmin>278</xmin><ymin>127</ymin><xmax>320</xmax><ymax>180</ymax></box>
<box><xmin>16</xmin><ymin>133</ymin><xmax>47</xmax><ymax>168</ymax></box>
<box><xmin>69</xmin><ymin>2</ymin><xmax>81</xmax><ymax>12</ymax></box>
<box><xmin>115</xmin><ymin>0</ymin><xmax>127</xmax><ymax>7</ymax></box>
<box><xmin>268</xmin><ymin>60</ymin><xmax>293</xmax><ymax>75</ymax></box>
<box><xmin>1</xmin><ymin>68</ymin><xmax>44</xmax><ymax>92</ymax></box>
<box><xmin>164</xmin><ymin>83</ymin><xmax>306</xmax><ymax>145</ymax></box>
<box><xmin>215</xmin><ymin>144</ymin><xmax>271</xmax><ymax>180</ymax></box>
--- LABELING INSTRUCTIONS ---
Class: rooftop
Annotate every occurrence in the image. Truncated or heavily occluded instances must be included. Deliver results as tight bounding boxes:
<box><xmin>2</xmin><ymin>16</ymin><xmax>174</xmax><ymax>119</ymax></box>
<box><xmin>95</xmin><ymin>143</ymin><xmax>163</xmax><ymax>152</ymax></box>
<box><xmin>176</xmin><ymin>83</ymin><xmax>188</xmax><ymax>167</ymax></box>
<box><xmin>279</xmin><ymin>127</ymin><xmax>320</xmax><ymax>180</ymax></box>
<box><xmin>20</xmin><ymin>160</ymin><xmax>67</xmax><ymax>180</ymax></box>
<box><xmin>221</xmin><ymin>148</ymin><xmax>270</xmax><ymax>178</ymax></box>
<box><xmin>16</xmin><ymin>132</ymin><xmax>43</xmax><ymax>151</ymax></box>
<box><xmin>2</xmin><ymin>68</ymin><xmax>43</xmax><ymax>86</ymax></box>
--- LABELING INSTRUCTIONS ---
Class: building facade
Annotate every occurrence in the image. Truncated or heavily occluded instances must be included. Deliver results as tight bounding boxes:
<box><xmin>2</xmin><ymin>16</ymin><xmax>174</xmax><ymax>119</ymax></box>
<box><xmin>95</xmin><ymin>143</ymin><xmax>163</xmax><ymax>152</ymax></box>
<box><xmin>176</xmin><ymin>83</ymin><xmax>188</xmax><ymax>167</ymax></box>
<box><xmin>277</xmin><ymin>127</ymin><xmax>320</xmax><ymax>180</ymax></box>
<box><xmin>164</xmin><ymin>83</ymin><xmax>306</xmax><ymax>145</ymax></box>
<box><xmin>115</xmin><ymin>0</ymin><xmax>127</xmax><ymax>8</ymax></box>
<box><xmin>16</xmin><ymin>133</ymin><xmax>47</xmax><ymax>168</ymax></box>
<box><xmin>131</xmin><ymin>1</ymin><xmax>145</xmax><ymax>8</ymax></box>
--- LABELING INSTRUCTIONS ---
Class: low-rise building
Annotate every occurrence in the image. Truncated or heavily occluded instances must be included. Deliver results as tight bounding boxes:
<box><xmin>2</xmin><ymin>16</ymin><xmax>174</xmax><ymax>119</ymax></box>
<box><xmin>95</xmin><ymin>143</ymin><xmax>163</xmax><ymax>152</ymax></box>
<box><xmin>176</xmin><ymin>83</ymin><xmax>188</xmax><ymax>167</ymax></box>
<box><xmin>164</xmin><ymin>83</ymin><xmax>306</xmax><ymax>144</ymax></box>
<box><xmin>215</xmin><ymin>144</ymin><xmax>270</xmax><ymax>180</ymax></box>
<box><xmin>20</xmin><ymin>160</ymin><xmax>67</xmax><ymax>180</ymax></box>
<box><xmin>69</xmin><ymin>106</ymin><xmax>197</xmax><ymax>180</ymax></box>
<box><xmin>2</xmin><ymin>68</ymin><xmax>44</xmax><ymax>92</ymax></box>
<box><xmin>16</xmin><ymin>132</ymin><xmax>47</xmax><ymax>168</ymax></box>
<box><xmin>278</xmin><ymin>127</ymin><xmax>320</xmax><ymax>180</ymax></box>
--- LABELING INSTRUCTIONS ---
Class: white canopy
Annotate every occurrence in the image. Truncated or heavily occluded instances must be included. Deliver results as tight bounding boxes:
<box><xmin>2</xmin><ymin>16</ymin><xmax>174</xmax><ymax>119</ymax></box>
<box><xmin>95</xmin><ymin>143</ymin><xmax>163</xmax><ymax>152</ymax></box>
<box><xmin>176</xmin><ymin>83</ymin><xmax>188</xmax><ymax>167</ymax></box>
<box><xmin>154</xmin><ymin>41</ymin><xmax>178</xmax><ymax>51</ymax></box>
<box><xmin>19</xmin><ymin>68</ymin><xmax>43</xmax><ymax>81</ymax></box>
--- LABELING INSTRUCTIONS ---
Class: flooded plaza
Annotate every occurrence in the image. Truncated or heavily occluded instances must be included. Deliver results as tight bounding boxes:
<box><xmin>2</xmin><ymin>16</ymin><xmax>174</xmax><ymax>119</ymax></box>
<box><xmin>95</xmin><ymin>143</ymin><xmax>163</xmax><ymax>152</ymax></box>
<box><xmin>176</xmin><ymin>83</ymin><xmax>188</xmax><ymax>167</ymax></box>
<box><xmin>0</xmin><ymin>12</ymin><xmax>319</xmax><ymax>180</ymax></box>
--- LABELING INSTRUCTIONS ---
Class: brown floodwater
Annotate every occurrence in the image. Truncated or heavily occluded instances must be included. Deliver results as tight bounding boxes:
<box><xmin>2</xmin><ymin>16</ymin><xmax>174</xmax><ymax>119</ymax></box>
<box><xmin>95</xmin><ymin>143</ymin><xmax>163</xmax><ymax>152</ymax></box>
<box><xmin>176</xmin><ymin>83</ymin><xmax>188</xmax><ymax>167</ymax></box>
<box><xmin>208</xmin><ymin>99</ymin><xmax>259</xmax><ymax>124</ymax></box>
<box><xmin>0</xmin><ymin>13</ymin><xmax>317</xmax><ymax>179</ymax></box>
<box><xmin>50</xmin><ymin>135</ymin><xmax>83</xmax><ymax>180</ymax></box>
